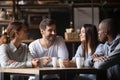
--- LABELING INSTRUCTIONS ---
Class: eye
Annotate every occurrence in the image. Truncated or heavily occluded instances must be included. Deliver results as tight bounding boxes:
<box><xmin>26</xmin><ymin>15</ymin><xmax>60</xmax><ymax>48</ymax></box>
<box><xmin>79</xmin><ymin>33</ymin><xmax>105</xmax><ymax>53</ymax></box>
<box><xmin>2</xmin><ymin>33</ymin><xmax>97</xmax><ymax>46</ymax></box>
<box><xmin>48</xmin><ymin>29</ymin><xmax>52</xmax><ymax>32</ymax></box>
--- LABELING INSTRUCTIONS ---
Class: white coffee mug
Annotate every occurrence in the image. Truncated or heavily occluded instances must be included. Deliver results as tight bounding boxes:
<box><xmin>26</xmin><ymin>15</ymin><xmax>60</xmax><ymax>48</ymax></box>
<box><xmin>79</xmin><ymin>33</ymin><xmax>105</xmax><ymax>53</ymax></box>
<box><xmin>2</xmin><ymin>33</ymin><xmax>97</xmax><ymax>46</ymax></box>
<box><xmin>59</xmin><ymin>58</ymin><xmax>64</xmax><ymax>68</ymax></box>
<box><xmin>52</xmin><ymin>57</ymin><xmax>57</xmax><ymax>68</ymax></box>
<box><xmin>76</xmin><ymin>57</ymin><xmax>84</xmax><ymax>68</ymax></box>
<box><xmin>39</xmin><ymin>58</ymin><xmax>43</xmax><ymax>68</ymax></box>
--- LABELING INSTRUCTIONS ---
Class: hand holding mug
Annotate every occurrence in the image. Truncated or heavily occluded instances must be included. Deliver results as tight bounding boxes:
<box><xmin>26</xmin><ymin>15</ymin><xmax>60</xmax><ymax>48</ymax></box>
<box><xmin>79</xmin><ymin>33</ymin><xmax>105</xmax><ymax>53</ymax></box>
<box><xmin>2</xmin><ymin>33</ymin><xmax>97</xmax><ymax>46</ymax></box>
<box><xmin>32</xmin><ymin>58</ymin><xmax>40</xmax><ymax>68</ymax></box>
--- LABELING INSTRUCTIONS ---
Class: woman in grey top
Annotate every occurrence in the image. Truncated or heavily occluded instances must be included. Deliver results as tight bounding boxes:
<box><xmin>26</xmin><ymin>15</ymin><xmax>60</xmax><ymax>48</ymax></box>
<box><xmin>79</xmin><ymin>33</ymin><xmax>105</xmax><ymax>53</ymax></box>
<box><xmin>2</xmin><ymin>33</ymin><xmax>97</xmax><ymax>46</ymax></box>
<box><xmin>0</xmin><ymin>21</ymin><xmax>39</xmax><ymax>68</ymax></box>
<box><xmin>0</xmin><ymin>21</ymin><xmax>40</xmax><ymax>80</ymax></box>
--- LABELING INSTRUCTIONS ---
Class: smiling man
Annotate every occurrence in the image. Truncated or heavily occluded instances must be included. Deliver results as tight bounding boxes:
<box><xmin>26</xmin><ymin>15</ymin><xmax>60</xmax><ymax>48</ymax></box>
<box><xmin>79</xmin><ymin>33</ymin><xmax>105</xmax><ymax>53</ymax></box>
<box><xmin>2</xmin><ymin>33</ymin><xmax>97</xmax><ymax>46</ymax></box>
<box><xmin>28</xmin><ymin>18</ymin><xmax>69</xmax><ymax>80</ymax></box>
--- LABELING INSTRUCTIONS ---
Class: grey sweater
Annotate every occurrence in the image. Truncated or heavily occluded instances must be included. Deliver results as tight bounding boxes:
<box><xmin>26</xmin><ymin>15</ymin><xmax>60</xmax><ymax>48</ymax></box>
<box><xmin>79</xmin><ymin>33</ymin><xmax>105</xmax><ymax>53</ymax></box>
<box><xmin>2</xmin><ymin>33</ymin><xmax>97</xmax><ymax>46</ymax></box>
<box><xmin>94</xmin><ymin>34</ymin><xmax>120</xmax><ymax>80</ymax></box>
<box><xmin>0</xmin><ymin>42</ymin><xmax>33</xmax><ymax>68</ymax></box>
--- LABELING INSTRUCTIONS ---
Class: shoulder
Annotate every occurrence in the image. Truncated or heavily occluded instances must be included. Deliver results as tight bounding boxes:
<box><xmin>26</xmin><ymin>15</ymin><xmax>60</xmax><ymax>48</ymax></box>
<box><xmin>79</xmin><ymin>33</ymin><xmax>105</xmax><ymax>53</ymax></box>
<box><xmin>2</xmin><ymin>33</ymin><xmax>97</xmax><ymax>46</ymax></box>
<box><xmin>77</xmin><ymin>45</ymin><xmax>82</xmax><ymax>49</ymax></box>
<box><xmin>56</xmin><ymin>36</ymin><xmax>64</xmax><ymax>40</ymax></box>
<box><xmin>29</xmin><ymin>39</ymin><xmax>39</xmax><ymax>46</ymax></box>
<box><xmin>95</xmin><ymin>43</ymin><xmax>105</xmax><ymax>54</ymax></box>
<box><xmin>54</xmin><ymin>36</ymin><xmax>66</xmax><ymax>45</ymax></box>
<box><xmin>0</xmin><ymin>44</ymin><xmax>10</xmax><ymax>51</ymax></box>
<box><xmin>55</xmin><ymin>36</ymin><xmax>64</xmax><ymax>42</ymax></box>
<box><xmin>95</xmin><ymin>43</ymin><xmax>104</xmax><ymax>51</ymax></box>
<box><xmin>0</xmin><ymin>44</ymin><xmax>8</xmax><ymax>48</ymax></box>
<box><xmin>76</xmin><ymin>45</ymin><xmax>82</xmax><ymax>52</ymax></box>
<box><xmin>97</xmin><ymin>43</ymin><xmax>104</xmax><ymax>48</ymax></box>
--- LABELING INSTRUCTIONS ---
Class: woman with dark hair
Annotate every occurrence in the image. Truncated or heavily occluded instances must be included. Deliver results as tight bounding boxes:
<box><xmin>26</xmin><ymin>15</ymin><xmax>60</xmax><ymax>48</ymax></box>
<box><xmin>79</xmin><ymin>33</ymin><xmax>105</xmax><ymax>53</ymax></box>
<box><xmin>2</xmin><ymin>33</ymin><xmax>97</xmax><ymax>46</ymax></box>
<box><xmin>0</xmin><ymin>21</ymin><xmax>40</xmax><ymax>80</ymax></box>
<box><xmin>62</xmin><ymin>24</ymin><xmax>104</xmax><ymax>80</ymax></box>
<box><xmin>79</xmin><ymin>24</ymin><xmax>99</xmax><ymax>61</ymax></box>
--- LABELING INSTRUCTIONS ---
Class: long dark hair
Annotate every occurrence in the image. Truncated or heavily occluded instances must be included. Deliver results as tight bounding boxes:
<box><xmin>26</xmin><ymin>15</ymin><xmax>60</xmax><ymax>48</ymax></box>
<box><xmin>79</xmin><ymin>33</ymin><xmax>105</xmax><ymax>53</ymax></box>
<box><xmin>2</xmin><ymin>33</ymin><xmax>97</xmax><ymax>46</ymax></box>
<box><xmin>81</xmin><ymin>24</ymin><xmax>99</xmax><ymax>58</ymax></box>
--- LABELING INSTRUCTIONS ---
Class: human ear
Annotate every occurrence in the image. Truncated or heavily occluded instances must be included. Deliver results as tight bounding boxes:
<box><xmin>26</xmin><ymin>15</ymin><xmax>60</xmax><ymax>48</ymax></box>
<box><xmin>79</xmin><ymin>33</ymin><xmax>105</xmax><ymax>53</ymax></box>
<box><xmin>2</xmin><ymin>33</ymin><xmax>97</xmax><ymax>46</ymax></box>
<box><xmin>40</xmin><ymin>28</ymin><xmax>44</xmax><ymax>34</ymax></box>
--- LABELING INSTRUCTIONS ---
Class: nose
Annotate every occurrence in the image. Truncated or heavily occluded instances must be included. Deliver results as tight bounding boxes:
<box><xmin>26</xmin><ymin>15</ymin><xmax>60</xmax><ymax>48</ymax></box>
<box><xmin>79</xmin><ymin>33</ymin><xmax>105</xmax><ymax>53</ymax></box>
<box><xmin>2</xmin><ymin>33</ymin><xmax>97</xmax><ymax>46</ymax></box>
<box><xmin>52</xmin><ymin>31</ymin><xmax>56</xmax><ymax>35</ymax></box>
<box><xmin>98</xmin><ymin>31</ymin><xmax>100</xmax><ymax>35</ymax></box>
<box><xmin>79</xmin><ymin>33</ymin><xmax>81</xmax><ymax>37</ymax></box>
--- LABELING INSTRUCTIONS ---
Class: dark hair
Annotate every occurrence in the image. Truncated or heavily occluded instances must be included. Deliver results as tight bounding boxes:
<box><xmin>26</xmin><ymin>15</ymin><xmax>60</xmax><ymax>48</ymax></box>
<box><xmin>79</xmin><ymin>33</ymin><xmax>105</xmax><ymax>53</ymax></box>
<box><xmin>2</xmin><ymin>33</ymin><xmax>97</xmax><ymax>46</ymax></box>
<box><xmin>39</xmin><ymin>18</ymin><xmax>56</xmax><ymax>30</ymax></box>
<box><xmin>81</xmin><ymin>24</ymin><xmax>99</xmax><ymax>57</ymax></box>
<box><xmin>101</xmin><ymin>18</ymin><xmax>118</xmax><ymax>37</ymax></box>
<box><xmin>6</xmin><ymin>21</ymin><xmax>25</xmax><ymax>41</ymax></box>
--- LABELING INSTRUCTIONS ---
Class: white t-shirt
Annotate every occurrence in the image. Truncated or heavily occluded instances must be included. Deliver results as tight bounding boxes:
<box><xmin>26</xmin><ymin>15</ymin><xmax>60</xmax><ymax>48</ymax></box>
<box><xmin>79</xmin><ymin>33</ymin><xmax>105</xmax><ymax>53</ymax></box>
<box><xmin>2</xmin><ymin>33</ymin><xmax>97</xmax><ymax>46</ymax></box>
<box><xmin>29</xmin><ymin>36</ymin><xmax>69</xmax><ymax>66</ymax></box>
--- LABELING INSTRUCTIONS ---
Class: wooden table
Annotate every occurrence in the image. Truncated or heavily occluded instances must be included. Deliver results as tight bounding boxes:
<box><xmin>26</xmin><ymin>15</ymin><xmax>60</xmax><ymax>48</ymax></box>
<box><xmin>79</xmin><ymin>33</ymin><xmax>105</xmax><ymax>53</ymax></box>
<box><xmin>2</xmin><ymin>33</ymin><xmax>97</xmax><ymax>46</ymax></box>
<box><xmin>1</xmin><ymin>67</ymin><xmax>107</xmax><ymax>80</ymax></box>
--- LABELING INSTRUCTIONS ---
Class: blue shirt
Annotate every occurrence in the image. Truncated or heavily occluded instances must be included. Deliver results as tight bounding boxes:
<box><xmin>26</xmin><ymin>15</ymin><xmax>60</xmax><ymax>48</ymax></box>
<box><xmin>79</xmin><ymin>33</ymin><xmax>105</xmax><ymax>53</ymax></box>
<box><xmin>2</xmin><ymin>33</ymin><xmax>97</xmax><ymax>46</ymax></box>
<box><xmin>94</xmin><ymin>34</ymin><xmax>120</xmax><ymax>80</ymax></box>
<box><xmin>72</xmin><ymin>44</ymin><xmax>103</xmax><ymax>67</ymax></box>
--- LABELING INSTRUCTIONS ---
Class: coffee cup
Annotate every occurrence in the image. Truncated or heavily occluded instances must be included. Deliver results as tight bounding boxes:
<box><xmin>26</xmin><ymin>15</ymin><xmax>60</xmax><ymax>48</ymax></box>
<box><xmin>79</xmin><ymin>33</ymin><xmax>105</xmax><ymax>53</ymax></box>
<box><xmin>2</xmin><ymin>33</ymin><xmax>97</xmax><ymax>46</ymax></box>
<box><xmin>52</xmin><ymin>57</ymin><xmax>57</xmax><ymax>68</ymax></box>
<box><xmin>59</xmin><ymin>58</ymin><xmax>64</xmax><ymax>68</ymax></box>
<box><xmin>39</xmin><ymin>58</ymin><xmax>43</xmax><ymax>68</ymax></box>
<box><xmin>76</xmin><ymin>57</ymin><xmax>84</xmax><ymax>68</ymax></box>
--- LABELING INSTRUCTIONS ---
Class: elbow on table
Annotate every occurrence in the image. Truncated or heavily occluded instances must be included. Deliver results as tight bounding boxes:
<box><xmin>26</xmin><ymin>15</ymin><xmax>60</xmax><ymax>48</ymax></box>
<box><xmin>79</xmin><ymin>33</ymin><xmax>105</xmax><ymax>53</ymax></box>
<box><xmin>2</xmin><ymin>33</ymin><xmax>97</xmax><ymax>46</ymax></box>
<box><xmin>0</xmin><ymin>63</ymin><xmax>9</xmax><ymax>68</ymax></box>
<box><xmin>0</xmin><ymin>63</ymin><xmax>16</xmax><ymax>68</ymax></box>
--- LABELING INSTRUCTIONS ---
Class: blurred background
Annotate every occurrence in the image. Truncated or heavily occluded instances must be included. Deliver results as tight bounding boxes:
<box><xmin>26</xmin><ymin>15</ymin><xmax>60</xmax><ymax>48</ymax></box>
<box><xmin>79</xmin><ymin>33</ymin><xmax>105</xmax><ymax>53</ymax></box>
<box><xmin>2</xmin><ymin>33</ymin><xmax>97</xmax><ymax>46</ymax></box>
<box><xmin>0</xmin><ymin>0</ymin><xmax>120</xmax><ymax>59</ymax></box>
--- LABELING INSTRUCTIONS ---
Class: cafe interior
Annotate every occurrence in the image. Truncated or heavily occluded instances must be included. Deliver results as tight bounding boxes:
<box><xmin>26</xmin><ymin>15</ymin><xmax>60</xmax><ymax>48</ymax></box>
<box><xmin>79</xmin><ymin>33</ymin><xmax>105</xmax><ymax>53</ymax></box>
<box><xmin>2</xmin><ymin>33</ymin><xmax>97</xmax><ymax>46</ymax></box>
<box><xmin>0</xmin><ymin>0</ymin><xmax>120</xmax><ymax>80</ymax></box>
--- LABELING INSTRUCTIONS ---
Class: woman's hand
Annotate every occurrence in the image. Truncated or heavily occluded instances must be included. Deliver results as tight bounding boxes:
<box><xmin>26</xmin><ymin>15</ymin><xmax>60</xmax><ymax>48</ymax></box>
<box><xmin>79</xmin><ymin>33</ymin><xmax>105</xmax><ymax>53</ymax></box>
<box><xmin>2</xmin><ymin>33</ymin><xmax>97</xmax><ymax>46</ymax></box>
<box><xmin>7</xmin><ymin>60</ymin><xmax>15</xmax><ymax>64</ymax></box>
<box><xmin>60</xmin><ymin>59</ymin><xmax>70</xmax><ymax>68</ymax></box>
<box><xmin>32</xmin><ymin>58</ymin><xmax>40</xmax><ymax>68</ymax></box>
<box><xmin>91</xmin><ymin>54</ymin><xmax>100</xmax><ymax>62</ymax></box>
